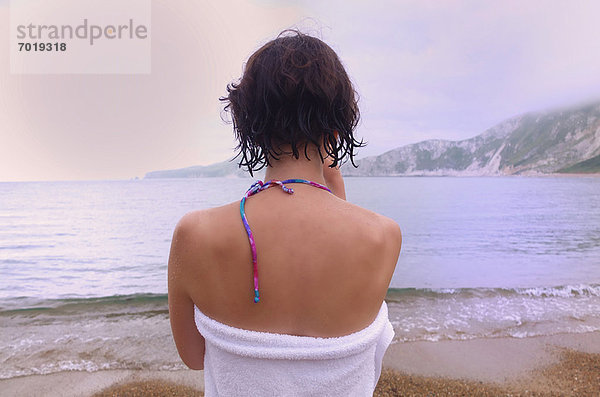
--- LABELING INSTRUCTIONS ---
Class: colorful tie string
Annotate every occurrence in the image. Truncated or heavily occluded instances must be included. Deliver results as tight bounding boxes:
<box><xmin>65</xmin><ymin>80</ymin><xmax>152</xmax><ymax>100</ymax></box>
<box><xmin>240</xmin><ymin>179</ymin><xmax>332</xmax><ymax>303</ymax></box>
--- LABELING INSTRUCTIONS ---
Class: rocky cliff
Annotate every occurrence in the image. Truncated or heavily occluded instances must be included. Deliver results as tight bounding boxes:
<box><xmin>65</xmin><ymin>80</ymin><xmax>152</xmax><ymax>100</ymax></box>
<box><xmin>342</xmin><ymin>102</ymin><xmax>600</xmax><ymax>176</ymax></box>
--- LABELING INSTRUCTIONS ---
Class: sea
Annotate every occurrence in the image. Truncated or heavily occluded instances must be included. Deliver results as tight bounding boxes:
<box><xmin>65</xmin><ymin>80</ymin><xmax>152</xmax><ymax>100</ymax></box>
<box><xmin>1</xmin><ymin>176</ymin><xmax>599</xmax><ymax>379</ymax></box>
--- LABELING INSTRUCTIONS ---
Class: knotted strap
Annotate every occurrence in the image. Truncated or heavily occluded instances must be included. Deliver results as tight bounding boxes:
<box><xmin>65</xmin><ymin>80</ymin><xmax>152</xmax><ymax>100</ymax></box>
<box><xmin>240</xmin><ymin>179</ymin><xmax>331</xmax><ymax>303</ymax></box>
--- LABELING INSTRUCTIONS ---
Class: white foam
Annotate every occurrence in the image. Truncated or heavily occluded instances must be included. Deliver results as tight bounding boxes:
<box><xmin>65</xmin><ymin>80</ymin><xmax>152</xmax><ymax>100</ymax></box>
<box><xmin>387</xmin><ymin>285</ymin><xmax>600</xmax><ymax>342</ymax></box>
<box><xmin>515</xmin><ymin>284</ymin><xmax>600</xmax><ymax>298</ymax></box>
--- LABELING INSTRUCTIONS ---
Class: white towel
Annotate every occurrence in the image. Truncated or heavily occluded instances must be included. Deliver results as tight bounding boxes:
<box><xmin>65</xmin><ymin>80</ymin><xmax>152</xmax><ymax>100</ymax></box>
<box><xmin>194</xmin><ymin>301</ymin><xmax>395</xmax><ymax>397</ymax></box>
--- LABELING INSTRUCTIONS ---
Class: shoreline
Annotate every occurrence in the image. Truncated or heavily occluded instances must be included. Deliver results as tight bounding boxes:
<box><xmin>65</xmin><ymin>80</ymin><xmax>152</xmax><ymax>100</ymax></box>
<box><xmin>383</xmin><ymin>331</ymin><xmax>600</xmax><ymax>383</ymax></box>
<box><xmin>341</xmin><ymin>173</ymin><xmax>600</xmax><ymax>179</ymax></box>
<box><xmin>1</xmin><ymin>331</ymin><xmax>598</xmax><ymax>396</ymax></box>
<box><xmin>4</xmin><ymin>173</ymin><xmax>600</xmax><ymax>183</ymax></box>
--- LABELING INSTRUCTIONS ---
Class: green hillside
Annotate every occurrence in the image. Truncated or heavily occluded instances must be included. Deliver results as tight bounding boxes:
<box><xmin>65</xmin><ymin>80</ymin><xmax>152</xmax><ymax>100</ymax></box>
<box><xmin>557</xmin><ymin>154</ymin><xmax>600</xmax><ymax>173</ymax></box>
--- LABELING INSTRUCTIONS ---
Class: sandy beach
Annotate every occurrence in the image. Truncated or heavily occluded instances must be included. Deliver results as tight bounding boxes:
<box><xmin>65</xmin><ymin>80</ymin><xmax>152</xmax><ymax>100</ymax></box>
<box><xmin>2</xmin><ymin>331</ymin><xmax>598</xmax><ymax>396</ymax></box>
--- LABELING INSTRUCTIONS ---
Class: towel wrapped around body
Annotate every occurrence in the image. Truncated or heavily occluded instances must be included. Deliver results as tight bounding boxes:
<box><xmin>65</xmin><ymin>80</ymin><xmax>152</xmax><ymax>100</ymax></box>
<box><xmin>194</xmin><ymin>301</ymin><xmax>395</xmax><ymax>397</ymax></box>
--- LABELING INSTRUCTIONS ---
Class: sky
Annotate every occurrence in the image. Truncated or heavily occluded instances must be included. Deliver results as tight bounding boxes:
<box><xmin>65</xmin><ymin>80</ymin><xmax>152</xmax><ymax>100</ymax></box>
<box><xmin>1</xmin><ymin>0</ymin><xmax>600</xmax><ymax>181</ymax></box>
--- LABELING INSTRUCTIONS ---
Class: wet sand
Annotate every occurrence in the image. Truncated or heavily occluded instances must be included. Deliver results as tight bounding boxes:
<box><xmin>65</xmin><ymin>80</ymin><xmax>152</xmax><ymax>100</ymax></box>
<box><xmin>2</xmin><ymin>332</ymin><xmax>598</xmax><ymax>396</ymax></box>
<box><xmin>376</xmin><ymin>347</ymin><xmax>600</xmax><ymax>396</ymax></box>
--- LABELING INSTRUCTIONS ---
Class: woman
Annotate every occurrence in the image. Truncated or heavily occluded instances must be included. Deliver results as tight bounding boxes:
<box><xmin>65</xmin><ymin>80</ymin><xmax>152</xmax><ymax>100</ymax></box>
<box><xmin>168</xmin><ymin>30</ymin><xmax>402</xmax><ymax>396</ymax></box>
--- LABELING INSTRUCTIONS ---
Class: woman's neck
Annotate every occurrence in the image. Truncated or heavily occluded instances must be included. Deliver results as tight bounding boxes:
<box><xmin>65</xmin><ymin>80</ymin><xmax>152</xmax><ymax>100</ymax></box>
<box><xmin>263</xmin><ymin>148</ymin><xmax>326</xmax><ymax>185</ymax></box>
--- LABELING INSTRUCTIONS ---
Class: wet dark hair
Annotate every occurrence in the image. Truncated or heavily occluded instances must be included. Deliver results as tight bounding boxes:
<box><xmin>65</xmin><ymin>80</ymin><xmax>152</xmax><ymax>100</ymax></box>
<box><xmin>220</xmin><ymin>30</ymin><xmax>364</xmax><ymax>175</ymax></box>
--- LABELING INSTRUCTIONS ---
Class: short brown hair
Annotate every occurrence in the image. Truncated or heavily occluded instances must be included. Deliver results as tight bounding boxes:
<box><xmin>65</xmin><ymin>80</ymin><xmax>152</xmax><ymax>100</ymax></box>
<box><xmin>220</xmin><ymin>30</ymin><xmax>364</xmax><ymax>175</ymax></box>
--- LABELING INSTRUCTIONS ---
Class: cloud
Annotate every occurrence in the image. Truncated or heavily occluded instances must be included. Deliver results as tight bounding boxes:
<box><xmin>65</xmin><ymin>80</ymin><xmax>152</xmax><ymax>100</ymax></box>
<box><xmin>297</xmin><ymin>0</ymin><xmax>600</xmax><ymax>155</ymax></box>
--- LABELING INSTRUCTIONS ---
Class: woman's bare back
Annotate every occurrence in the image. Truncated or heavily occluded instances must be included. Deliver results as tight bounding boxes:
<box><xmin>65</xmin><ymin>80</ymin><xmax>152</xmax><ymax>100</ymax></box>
<box><xmin>178</xmin><ymin>183</ymin><xmax>401</xmax><ymax>338</ymax></box>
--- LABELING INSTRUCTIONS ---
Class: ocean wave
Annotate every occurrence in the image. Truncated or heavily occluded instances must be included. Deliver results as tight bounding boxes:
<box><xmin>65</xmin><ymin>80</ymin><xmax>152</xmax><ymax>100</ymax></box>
<box><xmin>0</xmin><ymin>244</ymin><xmax>55</xmax><ymax>250</ymax></box>
<box><xmin>0</xmin><ymin>293</ymin><xmax>168</xmax><ymax>314</ymax></box>
<box><xmin>385</xmin><ymin>283</ymin><xmax>600</xmax><ymax>301</ymax></box>
<box><xmin>0</xmin><ymin>360</ymin><xmax>187</xmax><ymax>380</ymax></box>
<box><xmin>0</xmin><ymin>312</ymin><xmax>185</xmax><ymax>380</ymax></box>
<box><xmin>386</xmin><ymin>283</ymin><xmax>600</xmax><ymax>343</ymax></box>
<box><xmin>2</xmin><ymin>284</ymin><xmax>599</xmax><ymax>313</ymax></box>
<box><xmin>0</xmin><ymin>259</ymin><xmax>35</xmax><ymax>264</ymax></box>
<box><xmin>513</xmin><ymin>284</ymin><xmax>600</xmax><ymax>297</ymax></box>
<box><xmin>391</xmin><ymin>327</ymin><xmax>600</xmax><ymax>343</ymax></box>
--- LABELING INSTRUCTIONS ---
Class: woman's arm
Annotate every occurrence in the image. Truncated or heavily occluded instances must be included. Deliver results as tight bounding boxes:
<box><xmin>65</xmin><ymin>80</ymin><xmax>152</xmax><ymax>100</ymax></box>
<box><xmin>168</xmin><ymin>213</ymin><xmax>206</xmax><ymax>370</ymax></box>
<box><xmin>322</xmin><ymin>158</ymin><xmax>346</xmax><ymax>200</ymax></box>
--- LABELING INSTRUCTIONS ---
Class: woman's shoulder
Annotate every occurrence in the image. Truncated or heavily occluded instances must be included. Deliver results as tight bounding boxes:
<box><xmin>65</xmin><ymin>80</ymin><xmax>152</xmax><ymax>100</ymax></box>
<box><xmin>175</xmin><ymin>202</ymin><xmax>238</xmax><ymax>230</ymax></box>
<box><xmin>171</xmin><ymin>202</ymin><xmax>240</xmax><ymax>254</ymax></box>
<box><xmin>341</xmin><ymin>200</ymin><xmax>402</xmax><ymax>243</ymax></box>
<box><xmin>327</xmin><ymin>200</ymin><xmax>402</xmax><ymax>277</ymax></box>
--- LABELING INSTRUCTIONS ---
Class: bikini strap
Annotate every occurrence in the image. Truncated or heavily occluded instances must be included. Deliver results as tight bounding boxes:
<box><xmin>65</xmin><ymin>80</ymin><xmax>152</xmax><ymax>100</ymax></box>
<box><xmin>240</xmin><ymin>179</ymin><xmax>332</xmax><ymax>303</ymax></box>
